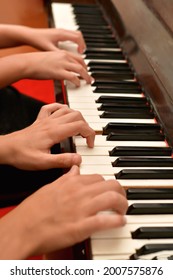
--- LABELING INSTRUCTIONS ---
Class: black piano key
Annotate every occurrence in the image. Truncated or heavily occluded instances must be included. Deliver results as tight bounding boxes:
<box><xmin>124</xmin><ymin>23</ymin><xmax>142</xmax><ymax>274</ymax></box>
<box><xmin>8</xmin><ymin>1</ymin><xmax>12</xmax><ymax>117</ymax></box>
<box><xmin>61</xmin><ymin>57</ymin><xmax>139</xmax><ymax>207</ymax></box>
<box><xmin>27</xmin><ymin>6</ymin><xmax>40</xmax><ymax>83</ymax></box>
<box><xmin>73</xmin><ymin>6</ymin><xmax>102</xmax><ymax>15</ymax></box>
<box><xmin>76</xmin><ymin>19</ymin><xmax>108</xmax><ymax>26</ymax></box>
<box><xmin>93</xmin><ymin>86</ymin><xmax>141</xmax><ymax>93</ymax></box>
<box><xmin>85</xmin><ymin>51</ymin><xmax>124</xmax><ymax>59</ymax></box>
<box><xmin>116</xmin><ymin>169</ymin><xmax>173</xmax><ymax>179</ymax></box>
<box><xmin>113</xmin><ymin>157</ymin><xmax>173</xmax><ymax>167</ymax></box>
<box><xmin>83</xmin><ymin>34</ymin><xmax>115</xmax><ymax>40</ymax></box>
<box><xmin>75</xmin><ymin>14</ymin><xmax>105</xmax><ymax>19</ymax></box>
<box><xmin>101</xmin><ymin>111</ymin><xmax>154</xmax><ymax>119</ymax></box>
<box><xmin>75</xmin><ymin>13</ymin><xmax>105</xmax><ymax>18</ymax></box>
<box><xmin>92</xmin><ymin>80</ymin><xmax>139</xmax><ymax>88</ymax></box>
<box><xmin>109</xmin><ymin>146</ymin><xmax>172</xmax><ymax>156</ymax></box>
<box><xmin>98</xmin><ymin>104</ymin><xmax>151</xmax><ymax>111</ymax></box>
<box><xmin>88</xmin><ymin>61</ymin><xmax>130</xmax><ymax>70</ymax></box>
<box><xmin>126</xmin><ymin>188</ymin><xmax>173</xmax><ymax>199</ymax></box>
<box><xmin>73</xmin><ymin>3</ymin><xmax>101</xmax><ymax>8</ymax></box>
<box><xmin>86</xmin><ymin>42</ymin><xmax>119</xmax><ymax>48</ymax></box>
<box><xmin>103</xmin><ymin>123</ymin><xmax>162</xmax><ymax>135</ymax></box>
<box><xmin>81</xmin><ymin>31</ymin><xmax>113</xmax><ymax>37</ymax></box>
<box><xmin>90</xmin><ymin>67</ymin><xmax>131</xmax><ymax>73</ymax></box>
<box><xmin>127</xmin><ymin>203</ymin><xmax>173</xmax><ymax>215</ymax></box>
<box><xmin>89</xmin><ymin>70</ymin><xmax>134</xmax><ymax>79</ymax></box>
<box><xmin>78</xmin><ymin>25</ymin><xmax>112</xmax><ymax>31</ymax></box>
<box><xmin>96</xmin><ymin>96</ymin><xmax>148</xmax><ymax>104</ymax></box>
<box><xmin>130</xmin><ymin>244</ymin><xmax>173</xmax><ymax>259</ymax></box>
<box><xmin>107</xmin><ymin>132</ymin><xmax>164</xmax><ymax>141</ymax></box>
<box><xmin>78</xmin><ymin>27</ymin><xmax>113</xmax><ymax>34</ymax></box>
<box><xmin>153</xmin><ymin>255</ymin><xmax>173</xmax><ymax>260</ymax></box>
<box><xmin>91</xmin><ymin>72</ymin><xmax>134</xmax><ymax>80</ymax></box>
<box><xmin>132</xmin><ymin>227</ymin><xmax>173</xmax><ymax>239</ymax></box>
<box><xmin>89</xmin><ymin>69</ymin><xmax>132</xmax><ymax>74</ymax></box>
<box><xmin>85</xmin><ymin>38</ymin><xmax>117</xmax><ymax>44</ymax></box>
<box><xmin>98</xmin><ymin>103</ymin><xmax>149</xmax><ymax>109</ymax></box>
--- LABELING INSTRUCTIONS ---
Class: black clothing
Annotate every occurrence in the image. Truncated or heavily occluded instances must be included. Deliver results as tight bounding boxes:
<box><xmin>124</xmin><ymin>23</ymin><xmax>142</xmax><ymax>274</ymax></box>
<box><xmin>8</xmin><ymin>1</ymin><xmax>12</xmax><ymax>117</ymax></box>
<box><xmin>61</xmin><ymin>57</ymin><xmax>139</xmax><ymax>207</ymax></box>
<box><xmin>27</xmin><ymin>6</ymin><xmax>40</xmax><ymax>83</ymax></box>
<box><xmin>0</xmin><ymin>86</ymin><xmax>63</xmax><ymax>207</ymax></box>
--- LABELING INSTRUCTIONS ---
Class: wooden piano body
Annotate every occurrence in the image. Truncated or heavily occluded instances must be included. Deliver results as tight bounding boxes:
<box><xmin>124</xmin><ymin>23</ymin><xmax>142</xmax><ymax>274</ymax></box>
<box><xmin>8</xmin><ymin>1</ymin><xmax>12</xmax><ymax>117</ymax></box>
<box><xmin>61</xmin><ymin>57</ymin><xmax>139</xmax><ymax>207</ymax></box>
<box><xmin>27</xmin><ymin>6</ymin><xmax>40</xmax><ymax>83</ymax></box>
<box><xmin>49</xmin><ymin>0</ymin><xmax>173</xmax><ymax>260</ymax></box>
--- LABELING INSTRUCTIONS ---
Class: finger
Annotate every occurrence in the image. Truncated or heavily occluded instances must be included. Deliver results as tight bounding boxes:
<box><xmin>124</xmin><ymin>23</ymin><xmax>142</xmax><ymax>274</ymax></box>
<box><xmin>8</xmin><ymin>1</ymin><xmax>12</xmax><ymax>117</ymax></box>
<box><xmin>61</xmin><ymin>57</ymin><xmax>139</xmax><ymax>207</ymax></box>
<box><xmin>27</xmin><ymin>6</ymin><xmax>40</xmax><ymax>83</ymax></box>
<box><xmin>58</xmin><ymin>70</ymin><xmax>81</xmax><ymax>87</ymax></box>
<box><xmin>50</xmin><ymin>106</ymin><xmax>74</xmax><ymax>119</ymax></box>
<box><xmin>86</xmin><ymin>190</ymin><xmax>128</xmax><ymax>216</ymax></box>
<box><xmin>56</xmin><ymin>29</ymin><xmax>86</xmax><ymax>52</ymax></box>
<box><xmin>67</xmin><ymin>165</ymin><xmax>80</xmax><ymax>175</ymax></box>
<box><xmin>52</xmin><ymin>121</ymin><xmax>95</xmax><ymax>148</ymax></box>
<box><xmin>82</xmin><ymin>179</ymin><xmax>126</xmax><ymax>199</ymax></box>
<box><xmin>76</xmin><ymin>31</ymin><xmax>86</xmax><ymax>54</ymax></box>
<box><xmin>67</xmin><ymin>52</ymin><xmax>88</xmax><ymax>70</ymax></box>
<box><xmin>66</xmin><ymin>30</ymin><xmax>86</xmax><ymax>54</ymax></box>
<box><xmin>37</xmin><ymin>103</ymin><xmax>67</xmax><ymax>119</ymax></box>
<box><xmin>40</xmin><ymin>153</ymin><xmax>82</xmax><ymax>169</ymax></box>
<box><xmin>55</xmin><ymin>166</ymin><xmax>104</xmax><ymax>186</ymax></box>
<box><xmin>52</xmin><ymin>110</ymin><xmax>86</xmax><ymax>124</ymax></box>
<box><xmin>67</xmin><ymin>62</ymin><xmax>92</xmax><ymax>84</ymax></box>
<box><xmin>76</xmin><ymin>214</ymin><xmax>127</xmax><ymax>241</ymax></box>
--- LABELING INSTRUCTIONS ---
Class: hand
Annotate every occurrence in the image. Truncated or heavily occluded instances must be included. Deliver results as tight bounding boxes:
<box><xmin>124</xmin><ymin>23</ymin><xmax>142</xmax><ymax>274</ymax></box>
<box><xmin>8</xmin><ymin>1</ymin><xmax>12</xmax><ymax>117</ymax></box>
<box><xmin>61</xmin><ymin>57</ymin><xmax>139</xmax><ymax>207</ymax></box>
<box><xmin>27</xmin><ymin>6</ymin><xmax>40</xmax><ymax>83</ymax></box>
<box><xmin>29</xmin><ymin>28</ymin><xmax>86</xmax><ymax>54</ymax></box>
<box><xmin>23</xmin><ymin>49</ymin><xmax>92</xmax><ymax>86</ymax></box>
<box><xmin>0</xmin><ymin>25</ymin><xmax>86</xmax><ymax>54</ymax></box>
<box><xmin>0</xmin><ymin>48</ymin><xmax>92</xmax><ymax>88</ymax></box>
<box><xmin>2</xmin><ymin>103</ymin><xmax>95</xmax><ymax>170</ymax></box>
<box><xmin>0</xmin><ymin>166</ymin><xmax>128</xmax><ymax>259</ymax></box>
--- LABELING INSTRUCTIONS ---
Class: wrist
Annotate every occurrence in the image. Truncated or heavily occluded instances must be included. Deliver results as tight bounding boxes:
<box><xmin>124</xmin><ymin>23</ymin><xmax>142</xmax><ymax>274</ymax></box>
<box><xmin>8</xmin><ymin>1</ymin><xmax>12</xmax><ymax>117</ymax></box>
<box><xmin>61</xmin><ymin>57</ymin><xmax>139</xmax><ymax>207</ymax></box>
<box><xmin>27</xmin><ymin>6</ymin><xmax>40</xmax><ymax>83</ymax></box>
<box><xmin>0</xmin><ymin>135</ymin><xmax>14</xmax><ymax>165</ymax></box>
<box><xmin>0</xmin><ymin>54</ymin><xmax>29</xmax><ymax>88</ymax></box>
<box><xmin>0</xmin><ymin>206</ymin><xmax>36</xmax><ymax>259</ymax></box>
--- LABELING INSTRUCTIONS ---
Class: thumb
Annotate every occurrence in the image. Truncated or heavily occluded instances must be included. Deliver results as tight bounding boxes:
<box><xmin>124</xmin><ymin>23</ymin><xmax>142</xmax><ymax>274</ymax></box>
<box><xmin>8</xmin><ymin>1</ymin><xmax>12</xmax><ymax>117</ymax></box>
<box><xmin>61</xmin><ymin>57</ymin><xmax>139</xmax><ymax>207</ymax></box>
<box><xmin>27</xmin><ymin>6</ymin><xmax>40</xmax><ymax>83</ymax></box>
<box><xmin>44</xmin><ymin>153</ymin><xmax>82</xmax><ymax>169</ymax></box>
<box><xmin>68</xmin><ymin>165</ymin><xmax>80</xmax><ymax>175</ymax></box>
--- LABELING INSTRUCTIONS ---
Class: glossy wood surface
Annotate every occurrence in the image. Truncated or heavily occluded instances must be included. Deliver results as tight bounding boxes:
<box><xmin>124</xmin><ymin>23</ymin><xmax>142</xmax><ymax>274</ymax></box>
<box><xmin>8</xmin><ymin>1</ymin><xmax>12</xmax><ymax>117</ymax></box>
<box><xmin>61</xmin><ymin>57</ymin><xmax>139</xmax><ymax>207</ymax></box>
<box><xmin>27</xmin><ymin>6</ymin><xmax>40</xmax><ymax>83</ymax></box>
<box><xmin>97</xmin><ymin>0</ymin><xmax>173</xmax><ymax>146</ymax></box>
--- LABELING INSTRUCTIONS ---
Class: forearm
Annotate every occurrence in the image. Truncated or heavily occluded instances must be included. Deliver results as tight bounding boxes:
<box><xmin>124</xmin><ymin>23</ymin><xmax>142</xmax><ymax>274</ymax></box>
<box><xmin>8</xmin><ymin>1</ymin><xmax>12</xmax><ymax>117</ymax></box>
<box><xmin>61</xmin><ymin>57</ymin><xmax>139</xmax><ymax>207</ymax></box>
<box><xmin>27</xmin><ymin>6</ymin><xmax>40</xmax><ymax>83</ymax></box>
<box><xmin>0</xmin><ymin>135</ymin><xmax>13</xmax><ymax>164</ymax></box>
<box><xmin>0</xmin><ymin>54</ymin><xmax>27</xmax><ymax>88</ymax></box>
<box><xmin>0</xmin><ymin>206</ymin><xmax>34</xmax><ymax>259</ymax></box>
<box><xmin>0</xmin><ymin>24</ymin><xmax>35</xmax><ymax>49</ymax></box>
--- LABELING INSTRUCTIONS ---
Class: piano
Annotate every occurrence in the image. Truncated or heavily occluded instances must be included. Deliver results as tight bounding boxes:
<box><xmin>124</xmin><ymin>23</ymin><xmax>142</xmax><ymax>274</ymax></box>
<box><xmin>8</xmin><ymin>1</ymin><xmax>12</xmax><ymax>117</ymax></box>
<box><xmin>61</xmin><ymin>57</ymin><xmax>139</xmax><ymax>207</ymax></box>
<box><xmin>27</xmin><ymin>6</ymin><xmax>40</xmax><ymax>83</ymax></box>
<box><xmin>47</xmin><ymin>0</ymin><xmax>173</xmax><ymax>260</ymax></box>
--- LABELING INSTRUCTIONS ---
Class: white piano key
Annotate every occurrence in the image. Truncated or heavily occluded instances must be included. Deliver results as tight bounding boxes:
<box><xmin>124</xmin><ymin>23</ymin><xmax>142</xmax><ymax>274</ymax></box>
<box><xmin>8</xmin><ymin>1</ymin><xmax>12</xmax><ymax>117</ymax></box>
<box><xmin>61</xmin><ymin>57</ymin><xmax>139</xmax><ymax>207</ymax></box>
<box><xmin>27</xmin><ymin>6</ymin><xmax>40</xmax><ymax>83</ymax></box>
<box><xmin>74</xmin><ymin>135</ymin><xmax>167</xmax><ymax>147</ymax></box>
<box><xmin>102</xmin><ymin>175</ymin><xmax>173</xmax><ymax>188</ymax></box>
<box><xmin>68</xmin><ymin>91</ymin><xmax>143</xmax><ymax>100</ymax></box>
<box><xmin>117</xmin><ymin>179</ymin><xmax>173</xmax><ymax>187</ymax></box>
<box><xmin>81</xmin><ymin>155</ymin><xmax>171</xmax><ymax>164</ymax></box>
<box><xmin>85</xmin><ymin>58</ymin><xmax>127</xmax><ymax>63</ymax></box>
<box><xmin>80</xmin><ymin>115</ymin><xmax>155</xmax><ymax>124</ymax></box>
<box><xmin>79</xmin><ymin>164</ymin><xmax>173</xmax><ymax>175</ymax></box>
<box><xmin>77</xmin><ymin>146</ymin><xmax>113</xmax><ymax>156</ymax></box>
<box><xmin>97</xmin><ymin>211</ymin><xmax>173</xmax><ymax>225</ymax></box>
<box><xmin>76</xmin><ymin>145</ymin><xmax>168</xmax><ymax>156</ymax></box>
<box><xmin>91</xmin><ymin>238</ymin><xmax>173</xmax><ymax>255</ymax></box>
<box><xmin>81</xmin><ymin>155</ymin><xmax>118</xmax><ymax>164</ymax></box>
<box><xmin>51</xmin><ymin>3</ymin><xmax>77</xmax><ymax>30</ymax></box>
<box><xmin>92</xmin><ymin>222</ymin><xmax>173</xmax><ymax>239</ymax></box>
<box><xmin>128</xmin><ymin>199</ymin><xmax>173</xmax><ymax>204</ymax></box>
<box><xmin>92</xmin><ymin>254</ymin><xmax>130</xmax><ymax>260</ymax></box>
<box><xmin>66</xmin><ymin>79</ymin><xmax>143</xmax><ymax>98</ymax></box>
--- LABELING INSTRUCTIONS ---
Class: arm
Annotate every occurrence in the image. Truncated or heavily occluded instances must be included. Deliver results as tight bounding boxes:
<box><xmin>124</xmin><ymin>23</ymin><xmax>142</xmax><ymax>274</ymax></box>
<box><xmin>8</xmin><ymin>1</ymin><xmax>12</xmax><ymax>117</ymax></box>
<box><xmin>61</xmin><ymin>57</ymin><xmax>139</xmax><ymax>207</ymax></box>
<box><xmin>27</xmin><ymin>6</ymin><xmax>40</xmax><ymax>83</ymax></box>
<box><xmin>0</xmin><ymin>49</ymin><xmax>92</xmax><ymax>88</ymax></box>
<box><xmin>0</xmin><ymin>103</ymin><xmax>95</xmax><ymax>169</ymax></box>
<box><xmin>0</xmin><ymin>24</ymin><xmax>86</xmax><ymax>53</ymax></box>
<box><xmin>0</xmin><ymin>165</ymin><xmax>128</xmax><ymax>260</ymax></box>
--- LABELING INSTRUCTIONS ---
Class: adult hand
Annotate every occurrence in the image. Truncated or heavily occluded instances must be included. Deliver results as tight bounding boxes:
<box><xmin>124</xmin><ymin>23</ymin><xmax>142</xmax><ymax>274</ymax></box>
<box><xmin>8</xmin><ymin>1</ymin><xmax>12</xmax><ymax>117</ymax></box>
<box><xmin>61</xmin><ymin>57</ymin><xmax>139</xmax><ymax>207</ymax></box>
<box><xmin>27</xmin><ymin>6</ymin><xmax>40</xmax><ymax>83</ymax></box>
<box><xmin>0</xmin><ymin>166</ymin><xmax>128</xmax><ymax>259</ymax></box>
<box><xmin>1</xmin><ymin>103</ymin><xmax>95</xmax><ymax>170</ymax></box>
<box><xmin>0</xmin><ymin>49</ymin><xmax>92</xmax><ymax>88</ymax></box>
<box><xmin>29</xmin><ymin>28</ymin><xmax>86</xmax><ymax>54</ymax></box>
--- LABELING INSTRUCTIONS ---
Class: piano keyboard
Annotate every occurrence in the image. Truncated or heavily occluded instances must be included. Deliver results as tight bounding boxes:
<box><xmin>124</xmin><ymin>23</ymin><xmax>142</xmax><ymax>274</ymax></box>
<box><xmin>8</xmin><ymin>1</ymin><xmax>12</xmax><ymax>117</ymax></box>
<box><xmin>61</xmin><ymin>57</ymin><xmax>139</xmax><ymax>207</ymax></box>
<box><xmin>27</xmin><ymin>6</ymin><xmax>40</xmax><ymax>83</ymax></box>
<box><xmin>51</xmin><ymin>2</ymin><xmax>173</xmax><ymax>260</ymax></box>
